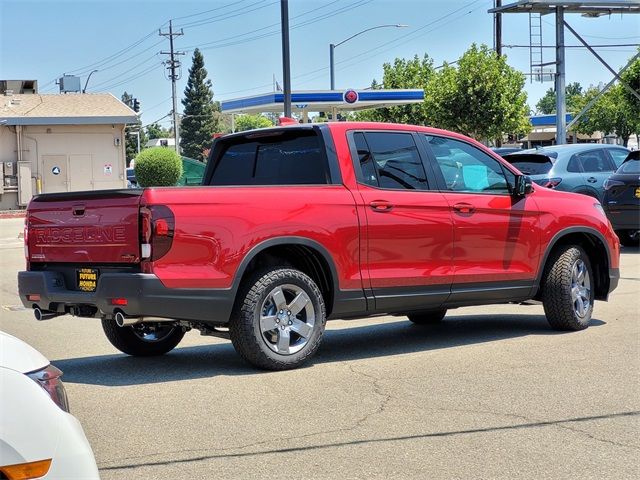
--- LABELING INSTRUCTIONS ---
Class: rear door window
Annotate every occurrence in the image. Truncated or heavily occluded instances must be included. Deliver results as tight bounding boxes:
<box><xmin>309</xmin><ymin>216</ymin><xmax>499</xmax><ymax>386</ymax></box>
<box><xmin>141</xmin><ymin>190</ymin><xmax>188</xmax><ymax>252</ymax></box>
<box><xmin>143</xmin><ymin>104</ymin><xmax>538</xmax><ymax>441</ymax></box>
<box><xmin>576</xmin><ymin>150</ymin><xmax>616</xmax><ymax>173</ymax></box>
<box><xmin>210</xmin><ymin>130</ymin><xmax>330</xmax><ymax>185</ymax></box>
<box><xmin>352</xmin><ymin>132</ymin><xmax>430</xmax><ymax>190</ymax></box>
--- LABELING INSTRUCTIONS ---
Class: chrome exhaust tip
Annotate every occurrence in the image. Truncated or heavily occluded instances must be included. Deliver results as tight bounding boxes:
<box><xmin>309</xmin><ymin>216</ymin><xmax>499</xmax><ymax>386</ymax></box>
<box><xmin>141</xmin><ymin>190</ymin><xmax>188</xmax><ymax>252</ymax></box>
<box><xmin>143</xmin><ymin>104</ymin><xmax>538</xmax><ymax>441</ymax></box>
<box><xmin>114</xmin><ymin>311</ymin><xmax>142</xmax><ymax>327</ymax></box>
<box><xmin>34</xmin><ymin>307</ymin><xmax>59</xmax><ymax>321</ymax></box>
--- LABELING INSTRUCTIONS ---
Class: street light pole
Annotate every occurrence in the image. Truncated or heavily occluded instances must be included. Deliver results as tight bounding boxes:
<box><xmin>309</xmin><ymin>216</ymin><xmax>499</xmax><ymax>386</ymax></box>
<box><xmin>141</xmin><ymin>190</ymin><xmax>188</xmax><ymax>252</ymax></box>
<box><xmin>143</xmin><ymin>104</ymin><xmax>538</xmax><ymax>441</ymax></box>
<box><xmin>329</xmin><ymin>24</ymin><xmax>407</xmax><ymax>90</ymax></box>
<box><xmin>280</xmin><ymin>0</ymin><xmax>292</xmax><ymax>117</ymax></box>
<box><xmin>82</xmin><ymin>69</ymin><xmax>98</xmax><ymax>93</ymax></box>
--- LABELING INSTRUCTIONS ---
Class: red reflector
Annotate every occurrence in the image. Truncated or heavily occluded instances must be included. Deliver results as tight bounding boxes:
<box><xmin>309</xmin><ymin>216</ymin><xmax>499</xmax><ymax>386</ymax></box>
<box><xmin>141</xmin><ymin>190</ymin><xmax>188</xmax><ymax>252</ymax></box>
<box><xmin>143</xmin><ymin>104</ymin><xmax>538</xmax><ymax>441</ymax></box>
<box><xmin>27</xmin><ymin>294</ymin><xmax>41</xmax><ymax>301</ymax></box>
<box><xmin>110</xmin><ymin>298</ymin><xmax>128</xmax><ymax>306</ymax></box>
<box><xmin>154</xmin><ymin>219</ymin><xmax>169</xmax><ymax>236</ymax></box>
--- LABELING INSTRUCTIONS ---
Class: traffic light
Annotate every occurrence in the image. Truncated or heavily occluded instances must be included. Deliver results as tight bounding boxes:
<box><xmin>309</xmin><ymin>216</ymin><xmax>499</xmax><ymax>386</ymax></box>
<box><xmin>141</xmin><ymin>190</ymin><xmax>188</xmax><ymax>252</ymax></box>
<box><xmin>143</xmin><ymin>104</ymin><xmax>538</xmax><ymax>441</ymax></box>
<box><xmin>133</xmin><ymin>98</ymin><xmax>140</xmax><ymax>113</ymax></box>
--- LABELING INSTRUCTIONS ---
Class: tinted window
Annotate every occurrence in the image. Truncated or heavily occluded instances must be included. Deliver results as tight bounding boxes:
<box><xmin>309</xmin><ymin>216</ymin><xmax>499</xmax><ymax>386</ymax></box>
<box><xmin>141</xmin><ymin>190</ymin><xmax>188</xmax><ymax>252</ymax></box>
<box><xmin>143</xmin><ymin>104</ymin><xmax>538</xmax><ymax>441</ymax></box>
<box><xmin>567</xmin><ymin>156</ymin><xmax>582</xmax><ymax>173</ymax></box>
<box><xmin>361</xmin><ymin>132</ymin><xmax>429</xmax><ymax>190</ymax></box>
<box><xmin>210</xmin><ymin>131</ymin><xmax>329</xmax><ymax>186</ymax></box>
<box><xmin>576</xmin><ymin>150</ymin><xmax>615</xmax><ymax>173</ymax></box>
<box><xmin>609</xmin><ymin>149</ymin><xmax>630</xmax><ymax>168</ymax></box>
<box><xmin>504</xmin><ymin>155</ymin><xmax>553</xmax><ymax>175</ymax></box>
<box><xmin>353</xmin><ymin>132</ymin><xmax>378</xmax><ymax>187</ymax></box>
<box><xmin>619</xmin><ymin>159</ymin><xmax>640</xmax><ymax>174</ymax></box>
<box><xmin>425</xmin><ymin>135</ymin><xmax>510</xmax><ymax>194</ymax></box>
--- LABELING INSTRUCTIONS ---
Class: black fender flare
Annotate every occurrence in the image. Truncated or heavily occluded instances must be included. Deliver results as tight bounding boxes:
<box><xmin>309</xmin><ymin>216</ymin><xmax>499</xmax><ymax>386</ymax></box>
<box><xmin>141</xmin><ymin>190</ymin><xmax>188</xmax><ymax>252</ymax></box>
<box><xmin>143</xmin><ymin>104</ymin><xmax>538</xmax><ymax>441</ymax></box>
<box><xmin>231</xmin><ymin>236</ymin><xmax>340</xmax><ymax>299</ymax></box>
<box><xmin>535</xmin><ymin>226</ymin><xmax>612</xmax><ymax>295</ymax></box>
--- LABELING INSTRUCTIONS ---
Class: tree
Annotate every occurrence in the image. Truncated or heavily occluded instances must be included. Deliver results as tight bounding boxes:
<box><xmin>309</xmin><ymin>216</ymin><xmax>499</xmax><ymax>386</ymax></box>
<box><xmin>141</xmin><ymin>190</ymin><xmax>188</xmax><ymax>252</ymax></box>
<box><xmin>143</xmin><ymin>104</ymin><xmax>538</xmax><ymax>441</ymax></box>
<box><xmin>535</xmin><ymin>82</ymin><xmax>584</xmax><ymax>114</ymax></box>
<box><xmin>146</xmin><ymin>122</ymin><xmax>173</xmax><ymax>140</ymax></box>
<box><xmin>180</xmin><ymin>49</ymin><xmax>221</xmax><ymax>160</ymax></box>
<box><xmin>620</xmin><ymin>51</ymin><xmax>640</xmax><ymax>123</ymax></box>
<box><xmin>574</xmin><ymin>84</ymin><xmax>639</xmax><ymax>146</ymax></box>
<box><xmin>121</xmin><ymin>91</ymin><xmax>147</xmax><ymax>164</ymax></box>
<box><xmin>355</xmin><ymin>54</ymin><xmax>435</xmax><ymax>125</ymax></box>
<box><xmin>234</xmin><ymin>114</ymin><xmax>274</xmax><ymax>132</ymax></box>
<box><xmin>424</xmin><ymin>44</ymin><xmax>530</xmax><ymax>142</ymax></box>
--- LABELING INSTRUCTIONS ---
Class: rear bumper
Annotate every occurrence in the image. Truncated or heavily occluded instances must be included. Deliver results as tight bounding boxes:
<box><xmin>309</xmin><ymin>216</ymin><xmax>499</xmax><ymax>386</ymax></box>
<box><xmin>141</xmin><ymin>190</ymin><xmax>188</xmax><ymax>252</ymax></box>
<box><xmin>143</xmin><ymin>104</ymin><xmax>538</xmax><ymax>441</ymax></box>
<box><xmin>17</xmin><ymin>271</ymin><xmax>234</xmax><ymax>325</ymax></box>
<box><xmin>604</xmin><ymin>205</ymin><xmax>640</xmax><ymax>231</ymax></box>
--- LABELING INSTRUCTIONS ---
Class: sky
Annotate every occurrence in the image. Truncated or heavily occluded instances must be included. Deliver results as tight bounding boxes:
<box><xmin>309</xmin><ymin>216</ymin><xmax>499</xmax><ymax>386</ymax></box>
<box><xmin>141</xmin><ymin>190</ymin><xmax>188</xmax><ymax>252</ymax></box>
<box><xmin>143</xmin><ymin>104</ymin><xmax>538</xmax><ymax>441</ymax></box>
<box><xmin>1</xmin><ymin>0</ymin><xmax>638</xmax><ymax>129</ymax></box>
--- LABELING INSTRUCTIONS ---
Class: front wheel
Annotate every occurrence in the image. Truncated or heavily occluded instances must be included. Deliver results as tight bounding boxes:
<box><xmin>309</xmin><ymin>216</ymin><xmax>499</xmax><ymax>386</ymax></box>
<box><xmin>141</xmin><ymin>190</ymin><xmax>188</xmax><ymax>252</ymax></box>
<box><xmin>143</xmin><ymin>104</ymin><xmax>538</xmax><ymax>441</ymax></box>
<box><xmin>542</xmin><ymin>245</ymin><xmax>594</xmax><ymax>331</ymax></box>
<box><xmin>101</xmin><ymin>319</ymin><xmax>185</xmax><ymax>356</ymax></box>
<box><xmin>229</xmin><ymin>268</ymin><xmax>326</xmax><ymax>370</ymax></box>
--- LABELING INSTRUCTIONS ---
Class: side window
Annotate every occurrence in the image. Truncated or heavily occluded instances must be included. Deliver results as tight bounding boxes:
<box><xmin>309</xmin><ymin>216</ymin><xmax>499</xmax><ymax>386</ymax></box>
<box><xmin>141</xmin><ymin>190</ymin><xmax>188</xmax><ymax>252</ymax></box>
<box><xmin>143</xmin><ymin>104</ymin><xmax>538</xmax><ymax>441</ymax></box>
<box><xmin>363</xmin><ymin>132</ymin><xmax>429</xmax><ymax>190</ymax></box>
<box><xmin>567</xmin><ymin>156</ymin><xmax>582</xmax><ymax>173</ymax></box>
<box><xmin>577</xmin><ymin>150</ymin><xmax>615</xmax><ymax>173</ymax></box>
<box><xmin>210</xmin><ymin>131</ymin><xmax>329</xmax><ymax>185</ymax></box>
<box><xmin>353</xmin><ymin>132</ymin><xmax>378</xmax><ymax>187</ymax></box>
<box><xmin>425</xmin><ymin>135</ymin><xmax>510</xmax><ymax>194</ymax></box>
<box><xmin>609</xmin><ymin>149</ymin><xmax>629</xmax><ymax>168</ymax></box>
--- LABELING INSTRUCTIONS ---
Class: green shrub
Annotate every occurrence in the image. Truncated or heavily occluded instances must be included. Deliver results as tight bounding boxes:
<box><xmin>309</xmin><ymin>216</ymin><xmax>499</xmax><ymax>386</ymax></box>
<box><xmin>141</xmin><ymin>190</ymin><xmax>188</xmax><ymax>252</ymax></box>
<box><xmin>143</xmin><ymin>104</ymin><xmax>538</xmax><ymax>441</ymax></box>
<box><xmin>134</xmin><ymin>147</ymin><xmax>183</xmax><ymax>187</ymax></box>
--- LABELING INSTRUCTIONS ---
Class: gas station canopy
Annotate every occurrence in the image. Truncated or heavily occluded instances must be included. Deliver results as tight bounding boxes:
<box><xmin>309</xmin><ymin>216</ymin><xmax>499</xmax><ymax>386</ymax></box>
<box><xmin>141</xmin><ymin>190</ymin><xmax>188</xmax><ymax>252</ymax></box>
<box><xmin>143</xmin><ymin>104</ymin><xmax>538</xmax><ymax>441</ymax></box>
<box><xmin>489</xmin><ymin>0</ymin><xmax>640</xmax><ymax>15</ymax></box>
<box><xmin>220</xmin><ymin>89</ymin><xmax>425</xmax><ymax>115</ymax></box>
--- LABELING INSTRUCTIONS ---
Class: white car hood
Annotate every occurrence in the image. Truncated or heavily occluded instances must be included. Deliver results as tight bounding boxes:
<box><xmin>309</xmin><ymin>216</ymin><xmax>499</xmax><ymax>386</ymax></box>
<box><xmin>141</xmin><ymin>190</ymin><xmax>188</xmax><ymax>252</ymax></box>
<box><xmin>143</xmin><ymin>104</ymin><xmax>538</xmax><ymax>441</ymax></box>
<box><xmin>0</xmin><ymin>331</ymin><xmax>49</xmax><ymax>373</ymax></box>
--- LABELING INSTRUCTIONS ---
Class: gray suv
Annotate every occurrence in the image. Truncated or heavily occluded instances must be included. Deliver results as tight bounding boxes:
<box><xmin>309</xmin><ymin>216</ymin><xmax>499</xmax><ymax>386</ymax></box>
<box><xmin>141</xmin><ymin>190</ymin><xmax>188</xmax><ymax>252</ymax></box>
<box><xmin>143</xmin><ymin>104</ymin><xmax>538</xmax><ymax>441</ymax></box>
<box><xmin>503</xmin><ymin>144</ymin><xmax>629</xmax><ymax>202</ymax></box>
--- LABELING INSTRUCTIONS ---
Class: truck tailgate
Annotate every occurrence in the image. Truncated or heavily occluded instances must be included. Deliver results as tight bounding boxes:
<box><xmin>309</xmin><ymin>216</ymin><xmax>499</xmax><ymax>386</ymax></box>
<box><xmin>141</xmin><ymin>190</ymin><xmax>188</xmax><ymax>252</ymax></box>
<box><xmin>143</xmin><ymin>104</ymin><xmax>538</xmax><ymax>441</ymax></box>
<box><xmin>27</xmin><ymin>190</ymin><xmax>142</xmax><ymax>264</ymax></box>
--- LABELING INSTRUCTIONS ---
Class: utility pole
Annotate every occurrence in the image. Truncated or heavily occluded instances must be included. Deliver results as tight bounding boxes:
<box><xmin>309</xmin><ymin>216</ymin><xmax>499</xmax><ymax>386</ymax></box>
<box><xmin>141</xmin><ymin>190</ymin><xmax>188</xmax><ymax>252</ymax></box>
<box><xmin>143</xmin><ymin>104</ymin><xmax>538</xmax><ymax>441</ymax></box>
<box><xmin>160</xmin><ymin>20</ymin><xmax>184</xmax><ymax>154</ymax></box>
<box><xmin>494</xmin><ymin>0</ymin><xmax>502</xmax><ymax>57</ymax></box>
<box><xmin>280</xmin><ymin>0</ymin><xmax>292</xmax><ymax>117</ymax></box>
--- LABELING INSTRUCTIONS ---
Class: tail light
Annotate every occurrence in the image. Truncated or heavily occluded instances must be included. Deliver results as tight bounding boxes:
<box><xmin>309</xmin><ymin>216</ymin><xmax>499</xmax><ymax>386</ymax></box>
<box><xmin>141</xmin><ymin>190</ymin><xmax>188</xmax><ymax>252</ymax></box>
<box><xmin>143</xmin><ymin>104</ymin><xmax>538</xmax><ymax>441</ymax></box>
<box><xmin>23</xmin><ymin>215</ymin><xmax>29</xmax><ymax>261</ymax></box>
<box><xmin>534</xmin><ymin>177</ymin><xmax>562</xmax><ymax>189</ymax></box>
<box><xmin>603</xmin><ymin>179</ymin><xmax>624</xmax><ymax>191</ymax></box>
<box><xmin>27</xmin><ymin>364</ymin><xmax>69</xmax><ymax>412</ymax></box>
<box><xmin>139</xmin><ymin>205</ymin><xmax>175</xmax><ymax>262</ymax></box>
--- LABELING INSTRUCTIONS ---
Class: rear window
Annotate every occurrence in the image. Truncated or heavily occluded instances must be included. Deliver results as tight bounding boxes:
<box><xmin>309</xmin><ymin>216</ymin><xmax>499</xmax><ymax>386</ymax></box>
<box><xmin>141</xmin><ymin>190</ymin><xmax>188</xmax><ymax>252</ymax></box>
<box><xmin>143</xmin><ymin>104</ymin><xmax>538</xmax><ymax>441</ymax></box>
<box><xmin>209</xmin><ymin>130</ymin><xmax>330</xmax><ymax>186</ymax></box>
<box><xmin>503</xmin><ymin>154</ymin><xmax>553</xmax><ymax>175</ymax></box>
<box><xmin>618</xmin><ymin>159</ymin><xmax>640</xmax><ymax>174</ymax></box>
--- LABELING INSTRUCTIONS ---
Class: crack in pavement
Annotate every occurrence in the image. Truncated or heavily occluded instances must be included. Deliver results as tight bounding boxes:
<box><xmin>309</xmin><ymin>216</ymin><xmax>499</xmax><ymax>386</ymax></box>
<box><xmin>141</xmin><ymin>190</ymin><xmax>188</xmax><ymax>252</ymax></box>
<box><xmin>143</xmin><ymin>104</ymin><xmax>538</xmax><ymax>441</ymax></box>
<box><xmin>99</xmin><ymin>411</ymin><xmax>640</xmax><ymax>472</ymax></box>
<box><xmin>433</xmin><ymin>405</ymin><xmax>639</xmax><ymax>450</ymax></box>
<box><xmin>98</xmin><ymin>362</ymin><xmax>393</xmax><ymax>468</ymax></box>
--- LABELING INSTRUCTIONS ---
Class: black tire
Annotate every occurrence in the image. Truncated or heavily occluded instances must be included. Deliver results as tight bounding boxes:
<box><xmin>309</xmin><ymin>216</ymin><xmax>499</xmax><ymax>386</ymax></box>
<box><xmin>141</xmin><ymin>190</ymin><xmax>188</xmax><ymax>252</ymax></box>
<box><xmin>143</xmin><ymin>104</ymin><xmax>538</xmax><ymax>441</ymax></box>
<box><xmin>542</xmin><ymin>245</ymin><xmax>594</xmax><ymax>331</ymax></box>
<box><xmin>101</xmin><ymin>319</ymin><xmax>185</xmax><ymax>356</ymax></box>
<box><xmin>616</xmin><ymin>230</ymin><xmax>640</xmax><ymax>247</ymax></box>
<box><xmin>229</xmin><ymin>268</ymin><xmax>326</xmax><ymax>371</ymax></box>
<box><xmin>407</xmin><ymin>309</ymin><xmax>447</xmax><ymax>325</ymax></box>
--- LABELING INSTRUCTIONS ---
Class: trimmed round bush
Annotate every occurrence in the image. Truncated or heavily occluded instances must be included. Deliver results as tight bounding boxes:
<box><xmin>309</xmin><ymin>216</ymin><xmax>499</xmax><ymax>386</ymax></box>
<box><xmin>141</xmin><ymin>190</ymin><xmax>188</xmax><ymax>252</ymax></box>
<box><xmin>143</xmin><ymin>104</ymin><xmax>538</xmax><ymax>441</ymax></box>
<box><xmin>134</xmin><ymin>147</ymin><xmax>183</xmax><ymax>187</ymax></box>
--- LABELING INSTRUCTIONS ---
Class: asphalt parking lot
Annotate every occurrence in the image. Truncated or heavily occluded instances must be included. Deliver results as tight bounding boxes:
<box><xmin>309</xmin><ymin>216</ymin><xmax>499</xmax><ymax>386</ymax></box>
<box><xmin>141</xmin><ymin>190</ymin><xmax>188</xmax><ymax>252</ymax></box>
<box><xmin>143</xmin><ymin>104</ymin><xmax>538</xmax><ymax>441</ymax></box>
<box><xmin>1</xmin><ymin>216</ymin><xmax>638</xmax><ymax>479</ymax></box>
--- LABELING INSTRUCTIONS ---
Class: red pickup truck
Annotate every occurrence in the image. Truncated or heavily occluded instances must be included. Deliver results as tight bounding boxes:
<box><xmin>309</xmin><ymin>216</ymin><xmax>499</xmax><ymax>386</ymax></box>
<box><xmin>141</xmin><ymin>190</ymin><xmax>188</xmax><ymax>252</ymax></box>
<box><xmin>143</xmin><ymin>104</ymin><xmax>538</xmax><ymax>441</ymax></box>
<box><xmin>18</xmin><ymin>122</ymin><xmax>620</xmax><ymax>370</ymax></box>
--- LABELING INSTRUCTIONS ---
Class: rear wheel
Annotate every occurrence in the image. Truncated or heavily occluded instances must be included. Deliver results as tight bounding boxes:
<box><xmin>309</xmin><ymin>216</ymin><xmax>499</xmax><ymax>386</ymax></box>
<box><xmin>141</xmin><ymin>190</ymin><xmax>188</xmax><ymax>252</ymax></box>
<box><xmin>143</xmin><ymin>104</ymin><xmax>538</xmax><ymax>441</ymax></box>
<box><xmin>407</xmin><ymin>309</ymin><xmax>447</xmax><ymax>325</ymax></box>
<box><xmin>542</xmin><ymin>245</ymin><xmax>594</xmax><ymax>331</ymax></box>
<box><xmin>229</xmin><ymin>268</ymin><xmax>326</xmax><ymax>370</ymax></box>
<box><xmin>101</xmin><ymin>319</ymin><xmax>185</xmax><ymax>356</ymax></box>
<box><xmin>616</xmin><ymin>230</ymin><xmax>640</xmax><ymax>247</ymax></box>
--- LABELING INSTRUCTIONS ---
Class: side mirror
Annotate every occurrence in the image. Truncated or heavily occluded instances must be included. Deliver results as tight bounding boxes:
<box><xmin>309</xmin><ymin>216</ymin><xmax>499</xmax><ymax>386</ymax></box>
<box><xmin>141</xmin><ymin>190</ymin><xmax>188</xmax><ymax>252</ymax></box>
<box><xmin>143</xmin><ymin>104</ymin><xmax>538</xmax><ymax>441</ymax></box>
<box><xmin>514</xmin><ymin>174</ymin><xmax>533</xmax><ymax>197</ymax></box>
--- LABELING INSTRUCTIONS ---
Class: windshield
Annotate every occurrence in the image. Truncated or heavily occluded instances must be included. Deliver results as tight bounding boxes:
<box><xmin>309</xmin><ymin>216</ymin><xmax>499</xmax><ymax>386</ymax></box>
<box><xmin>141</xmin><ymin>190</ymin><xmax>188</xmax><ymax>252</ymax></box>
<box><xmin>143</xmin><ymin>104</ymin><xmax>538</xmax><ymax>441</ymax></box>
<box><xmin>617</xmin><ymin>159</ymin><xmax>640</xmax><ymax>174</ymax></box>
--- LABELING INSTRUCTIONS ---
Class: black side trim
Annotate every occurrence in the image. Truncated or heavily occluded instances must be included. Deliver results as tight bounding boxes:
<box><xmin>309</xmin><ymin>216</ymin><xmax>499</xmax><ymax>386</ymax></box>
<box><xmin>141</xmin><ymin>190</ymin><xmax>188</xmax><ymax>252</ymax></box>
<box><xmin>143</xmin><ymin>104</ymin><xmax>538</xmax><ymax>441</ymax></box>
<box><xmin>447</xmin><ymin>280</ymin><xmax>533</xmax><ymax>307</ymax></box>
<box><xmin>372</xmin><ymin>285</ymin><xmax>450</xmax><ymax>314</ymax></box>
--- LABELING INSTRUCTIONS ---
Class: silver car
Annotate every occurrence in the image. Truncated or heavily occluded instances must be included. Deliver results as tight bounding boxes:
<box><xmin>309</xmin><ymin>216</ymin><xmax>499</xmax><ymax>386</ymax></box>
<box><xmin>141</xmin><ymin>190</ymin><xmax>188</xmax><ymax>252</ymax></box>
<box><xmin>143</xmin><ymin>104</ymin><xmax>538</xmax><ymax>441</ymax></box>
<box><xmin>503</xmin><ymin>144</ymin><xmax>629</xmax><ymax>202</ymax></box>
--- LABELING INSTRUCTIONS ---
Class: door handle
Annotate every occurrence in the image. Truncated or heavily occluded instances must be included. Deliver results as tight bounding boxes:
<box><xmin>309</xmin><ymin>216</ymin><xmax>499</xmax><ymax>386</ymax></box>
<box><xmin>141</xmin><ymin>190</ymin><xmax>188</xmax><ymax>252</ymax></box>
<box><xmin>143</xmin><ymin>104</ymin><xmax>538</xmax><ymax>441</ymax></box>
<box><xmin>453</xmin><ymin>203</ymin><xmax>475</xmax><ymax>214</ymax></box>
<box><xmin>369</xmin><ymin>200</ymin><xmax>394</xmax><ymax>212</ymax></box>
<box><xmin>587</xmin><ymin>177</ymin><xmax>597</xmax><ymax>183</ymax></box>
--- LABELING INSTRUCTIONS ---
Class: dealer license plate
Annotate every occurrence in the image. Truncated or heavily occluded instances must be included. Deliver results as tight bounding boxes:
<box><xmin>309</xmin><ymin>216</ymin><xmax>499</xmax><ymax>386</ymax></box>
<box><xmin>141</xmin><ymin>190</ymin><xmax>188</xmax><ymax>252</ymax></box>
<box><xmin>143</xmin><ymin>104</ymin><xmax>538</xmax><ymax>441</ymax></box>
<box><xmin>77</xmin><ymin>268</ymin><xmax>98</xmax><ymax>292</ymax></box>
